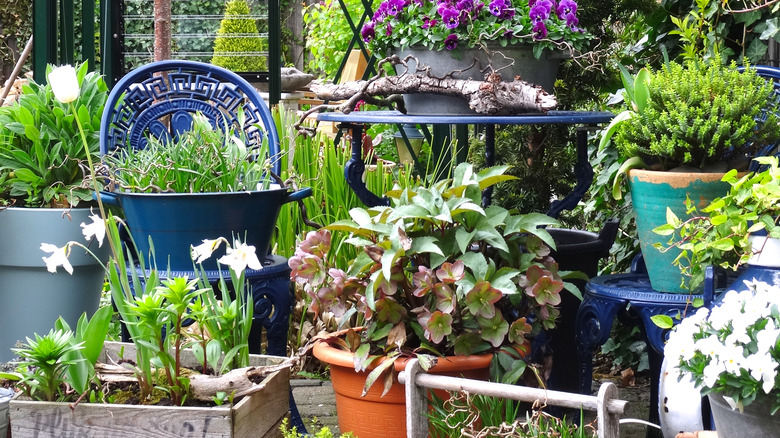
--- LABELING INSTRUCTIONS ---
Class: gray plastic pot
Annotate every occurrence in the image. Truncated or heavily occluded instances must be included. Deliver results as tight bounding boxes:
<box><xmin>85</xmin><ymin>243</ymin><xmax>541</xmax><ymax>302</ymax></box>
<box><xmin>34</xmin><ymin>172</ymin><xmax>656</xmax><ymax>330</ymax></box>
<box><xmin>0</xmin><ymin>387</ymin><xmax>11</xmax><ymax>438</ymax></box>
<box><xmin>0</xmin><ymin>207</ymin><xmax>110</xmax><ymax>362</ymax></box>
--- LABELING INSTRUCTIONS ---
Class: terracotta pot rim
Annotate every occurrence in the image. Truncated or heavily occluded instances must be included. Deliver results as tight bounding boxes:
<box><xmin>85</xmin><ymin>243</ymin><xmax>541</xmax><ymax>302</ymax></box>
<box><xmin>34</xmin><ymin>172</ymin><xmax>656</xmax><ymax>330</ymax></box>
<box><xmin>312</xmin><ymin>336</ymin><xmax>493</xmax><ymax>373</ymax></box>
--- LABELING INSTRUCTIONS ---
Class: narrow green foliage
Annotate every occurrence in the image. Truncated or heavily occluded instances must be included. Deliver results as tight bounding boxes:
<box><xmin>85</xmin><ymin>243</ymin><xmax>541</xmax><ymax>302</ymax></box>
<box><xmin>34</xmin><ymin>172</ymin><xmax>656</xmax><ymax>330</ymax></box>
<box><xmin>104</xmin><ymin>113</ymin><xmax>272</xmax><ymax>193</ymax></box>
<box><xmin>0</xmin><ymin>62</ymin><xmax>108</xmax><ymax>207</ymax></box>
<box><xmin>12</xmin><ymin>329</ymin><xmax>84</xmax><ymax>402</ymax></box>
<box><xmin>611</xmin><ymin>58</ymin><xmax>779</xmax><ymax>170</ymax></box>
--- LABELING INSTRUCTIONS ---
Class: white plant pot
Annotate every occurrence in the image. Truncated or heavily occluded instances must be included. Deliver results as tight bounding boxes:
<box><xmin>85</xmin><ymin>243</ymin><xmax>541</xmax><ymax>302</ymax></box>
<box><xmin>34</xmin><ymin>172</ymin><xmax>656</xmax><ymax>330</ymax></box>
<box><xmin>748</xmin><ymin>235</ymin><xmax>780</xmax><ymax>267</ymax></box>
<box><xmin>658</xmin><ymin>357</ymin><xmax>705</xmax><ymax>438</ymax></box>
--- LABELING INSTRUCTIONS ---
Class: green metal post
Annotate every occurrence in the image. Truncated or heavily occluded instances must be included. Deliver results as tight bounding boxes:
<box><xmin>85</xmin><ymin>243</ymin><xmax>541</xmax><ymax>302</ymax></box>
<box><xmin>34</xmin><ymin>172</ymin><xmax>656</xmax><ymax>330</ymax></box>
<box><xmin>60</xmin><ymin>0</ymin><xmax>75</xmax><ymax>65</ymax></box>
<box><xmin>82</xmin><ymin>0</ymin><xmax>95</xmax><ymax>68</ymax></box>
<box><xmin>33</xmin><ymin>0</ymin><xmax>58</xmax><ymax>83</ymax></box>
<box><xmin>268</xmin><ymin>0</ymin><xmax>281</xmax><ymax>105</ymax></box>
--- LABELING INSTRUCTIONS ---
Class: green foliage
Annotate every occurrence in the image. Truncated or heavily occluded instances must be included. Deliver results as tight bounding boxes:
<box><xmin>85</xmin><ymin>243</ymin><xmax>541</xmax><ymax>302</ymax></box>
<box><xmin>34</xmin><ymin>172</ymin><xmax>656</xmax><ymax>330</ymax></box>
<box><xmin>279</xmin><ymin>417</ymin><xmax>355</xmax><ymax>438</ymax></box>
<box><xmin>603</xmin><ymin>58</ymin><xmax>779</xmax><ymax>171</ymax></box>
<box><xmin>0</xmin><ymin>0</ymin><xmax>31</xmax><ymax>82</ymax></box>
<box><xmin>103</xmin><ymin>113</ymin><xmax>273</xmax><ymax>193</ymax></box>
<box><xmin>303</xmin><ymin>0</ymin><xmax>367</xmax><ymax>77</ymax></box>
<box><xmin>654</xmin><ymin>156</ymin><xmax>780</xmax><ymax>291</ymax></box>
<box><xmin>428</xmin><ymin>390</ymin><xmax>596</xmax><ymax>438</ymax></box>
<box><xmin>211</xmin><ymin>0</ymin><xmax>268</xmax><ymax>72</ymax></box>
<box><xmin>651</xmin><ymin>0</ymin><xmax>780</xmax><ymax>64</ymax></box>
<box><xmin>54</xmin><ymin>306</ymin><xmax>114</xmax><ymax>395</ymax></box>
<box><xmin>290</xmin><ymin>163</ymin><xmax>587</xmax><ymax>393</ymax></box>
<box><xmin>0</xmin><ymin>63</ymin><xmax>108</xmax><ymax>207</ymax></box>
<box><xmin>468</xmin><ymin>125</ymin><xmax>577</xmax><ymax>216</ymax></box>
<box><xmin>599</xmin><ymin>325</ymin><xmax>649</xmax><ymax>372</ymax></box>
<box><xmin>9</xmin><ymin>329</ymin><xmax>84</xmax><ymax>402</ymax></box>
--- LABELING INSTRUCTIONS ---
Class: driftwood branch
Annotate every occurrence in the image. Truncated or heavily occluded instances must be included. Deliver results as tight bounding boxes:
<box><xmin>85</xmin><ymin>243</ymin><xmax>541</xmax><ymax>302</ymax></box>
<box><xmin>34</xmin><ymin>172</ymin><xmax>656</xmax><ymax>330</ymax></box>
<box><xmin>188</xmin><ymin>359</ymin><xmax>295</xmax><ymax>401</ymax></box>
<box><xmin>294</xmin><ymin>54</ymin><xmax>558</xmax><ymax>136</ymax></box>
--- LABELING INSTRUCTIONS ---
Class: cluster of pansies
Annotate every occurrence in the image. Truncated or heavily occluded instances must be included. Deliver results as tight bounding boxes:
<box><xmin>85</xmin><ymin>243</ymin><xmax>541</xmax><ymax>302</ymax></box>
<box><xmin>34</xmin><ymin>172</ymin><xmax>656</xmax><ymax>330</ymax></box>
<box><xmin>665</xmin><ymin>280</ymin><xmax>780</xmax><ymax>413</ymax></box>
<box><xmin>361</xmin><ymin>0</ymin><xmax>590</xmax><ymax>55</ymax></box>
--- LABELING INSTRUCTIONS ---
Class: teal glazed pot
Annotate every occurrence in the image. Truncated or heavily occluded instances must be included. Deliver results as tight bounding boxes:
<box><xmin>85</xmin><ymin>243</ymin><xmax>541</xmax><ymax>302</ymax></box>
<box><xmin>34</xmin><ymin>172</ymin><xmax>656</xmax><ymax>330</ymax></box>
<box><xmin>629</xmin><ymin>169</ymin><xmax>731</xmax><ymax>293</ymax></box>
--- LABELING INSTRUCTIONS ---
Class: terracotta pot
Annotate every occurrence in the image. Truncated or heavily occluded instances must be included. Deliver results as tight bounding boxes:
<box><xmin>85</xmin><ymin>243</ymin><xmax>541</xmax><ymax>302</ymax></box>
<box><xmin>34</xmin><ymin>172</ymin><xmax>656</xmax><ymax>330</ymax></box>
<box><xmin>312</xmin><ymin>339</ymin><xmax>493</xmax><ymax>438</ymax></box>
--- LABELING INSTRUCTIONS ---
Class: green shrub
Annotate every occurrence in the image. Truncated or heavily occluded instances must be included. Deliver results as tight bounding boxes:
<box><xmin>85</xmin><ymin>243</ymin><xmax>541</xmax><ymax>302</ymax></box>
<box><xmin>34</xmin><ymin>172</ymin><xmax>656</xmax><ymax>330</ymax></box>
<box><xmin>211</xmin><ymin>0</ymin><xmax>267</xmax><ymax>72</ymax></box>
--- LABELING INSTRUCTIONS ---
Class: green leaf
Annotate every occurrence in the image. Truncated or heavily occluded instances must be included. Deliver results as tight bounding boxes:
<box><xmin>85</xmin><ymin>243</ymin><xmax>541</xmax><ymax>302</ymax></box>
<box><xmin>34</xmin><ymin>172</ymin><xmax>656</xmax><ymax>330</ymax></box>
<box><xmin>651</xmin><ymin>314</ymin><xmax>674</xmax><ymax>329</ymax></box>
<box><xmin>362</xmin><ymin>351</ymin><xmax>400</xmax><ymax>397</ymax></box>
<box><xmin>633</xmin><ymin>68</ymin><xmax>652</xmax><ymax>112</ymax></box>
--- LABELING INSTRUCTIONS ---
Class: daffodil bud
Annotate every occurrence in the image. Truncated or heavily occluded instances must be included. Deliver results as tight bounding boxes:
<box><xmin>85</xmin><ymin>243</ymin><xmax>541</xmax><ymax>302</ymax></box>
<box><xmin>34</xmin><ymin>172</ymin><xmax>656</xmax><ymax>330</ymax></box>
<box><xmin>48</xmin><ymin>65</ymin><xmax>80</xmax><ymax>104</ymax></box>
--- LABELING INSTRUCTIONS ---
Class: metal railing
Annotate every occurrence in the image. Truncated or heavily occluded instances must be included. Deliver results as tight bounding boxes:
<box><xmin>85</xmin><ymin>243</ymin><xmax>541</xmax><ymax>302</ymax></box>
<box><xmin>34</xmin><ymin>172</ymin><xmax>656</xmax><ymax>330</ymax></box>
<box><xmin>399</xmin><ymin>359</ymin><xmax>628</xmax><ymax>438</ymax></box>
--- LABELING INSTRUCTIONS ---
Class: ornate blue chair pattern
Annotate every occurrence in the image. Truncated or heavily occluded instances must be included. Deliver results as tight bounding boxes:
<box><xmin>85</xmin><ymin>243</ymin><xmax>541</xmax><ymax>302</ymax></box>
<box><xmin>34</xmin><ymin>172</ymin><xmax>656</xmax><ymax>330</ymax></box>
<box><xmin>100</xmin><ymin>60</ymin><xmax>281</xmax><ymax>176</ymax></box>
<box><xmin>99</xmin><ymin>60</ymin><xmax>305</xmax><ymax>431</ymax></box>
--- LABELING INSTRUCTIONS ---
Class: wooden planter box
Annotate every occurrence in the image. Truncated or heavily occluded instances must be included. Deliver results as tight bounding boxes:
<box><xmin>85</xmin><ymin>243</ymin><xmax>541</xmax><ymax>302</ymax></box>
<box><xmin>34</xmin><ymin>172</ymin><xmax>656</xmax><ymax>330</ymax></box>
<box><xmin>9</xmin><ymin>342</ymin><xmax>290</xmax><ymax>438</ymax></box>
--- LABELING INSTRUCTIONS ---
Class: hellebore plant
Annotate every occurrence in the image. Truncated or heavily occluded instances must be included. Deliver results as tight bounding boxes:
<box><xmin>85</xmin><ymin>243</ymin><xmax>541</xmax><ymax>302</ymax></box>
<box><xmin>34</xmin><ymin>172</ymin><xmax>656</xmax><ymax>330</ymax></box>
<box><xmin>361</xmin><ymin>0</ymin><xmax>591</xmax><ymax>57</ymax></box>
<box><xmin>290</xmin><ymin>163</ymin><xmax>583</xmax><ymax>392</ymax></box>
<box><xmin>665</xmin><ymin>280</ymin><xmax>780</xmax><ymax>414</ymax></box>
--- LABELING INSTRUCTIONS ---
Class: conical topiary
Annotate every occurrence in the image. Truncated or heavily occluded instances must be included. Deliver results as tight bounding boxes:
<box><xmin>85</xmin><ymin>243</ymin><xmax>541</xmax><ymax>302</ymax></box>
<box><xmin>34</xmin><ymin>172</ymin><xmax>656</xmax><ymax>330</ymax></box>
<box><xmin>211</xmin><ymin>0</ymin><xmax>267</xmax><ymax>72</ymax></box>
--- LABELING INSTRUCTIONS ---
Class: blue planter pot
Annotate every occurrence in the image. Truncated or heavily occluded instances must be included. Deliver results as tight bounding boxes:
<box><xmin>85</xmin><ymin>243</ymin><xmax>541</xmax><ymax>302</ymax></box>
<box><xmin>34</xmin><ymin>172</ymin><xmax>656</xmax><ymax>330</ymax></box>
<box><xmin>98</xmin><ymin>187</ymin><xmax>311</xmax><ymax>271</ymax></box>
<box><xmin>629</xmin><ymin>169</ymin><xmax>731</xmax><ymax>293</ymax></box>
<box><xmin>0</xmin><ymin>207</ymin><xmax>109</xmax><ymax>362</ymax></box>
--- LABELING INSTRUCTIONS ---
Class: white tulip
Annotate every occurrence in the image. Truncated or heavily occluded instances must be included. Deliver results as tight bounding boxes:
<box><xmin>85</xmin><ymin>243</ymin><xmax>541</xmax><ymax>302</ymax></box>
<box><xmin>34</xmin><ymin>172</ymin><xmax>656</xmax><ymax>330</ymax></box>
<box><xmin>48</xmin><ymin>65</ymin><xmax>80</xmax><ymax>104</ymax></box>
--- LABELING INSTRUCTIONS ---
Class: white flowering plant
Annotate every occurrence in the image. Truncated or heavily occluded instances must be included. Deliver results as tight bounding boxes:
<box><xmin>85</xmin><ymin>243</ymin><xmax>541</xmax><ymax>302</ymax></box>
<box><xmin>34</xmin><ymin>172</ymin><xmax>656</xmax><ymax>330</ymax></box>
<box><xmin>664</xmin><ymin>280</ymin><xmax>780</xmax><ymax>414</ymax></box>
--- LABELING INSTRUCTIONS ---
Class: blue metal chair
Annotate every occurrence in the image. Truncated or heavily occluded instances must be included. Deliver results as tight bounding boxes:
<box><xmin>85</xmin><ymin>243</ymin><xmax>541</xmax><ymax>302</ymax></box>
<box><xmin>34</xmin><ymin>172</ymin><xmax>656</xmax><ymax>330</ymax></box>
<box><xmin>99</xmin><ymin>60</ymin><xmax>306</xmax><ymax>432</ymax></box>
<box><xmin>100</xmin><ymin>60</ymin><xmax>281</xmax><ymax>176</ymax></box>
<box><xmin>743</xmin><ymin>65</ymin><xmax>780</xmax><ymax>170</ymax></box>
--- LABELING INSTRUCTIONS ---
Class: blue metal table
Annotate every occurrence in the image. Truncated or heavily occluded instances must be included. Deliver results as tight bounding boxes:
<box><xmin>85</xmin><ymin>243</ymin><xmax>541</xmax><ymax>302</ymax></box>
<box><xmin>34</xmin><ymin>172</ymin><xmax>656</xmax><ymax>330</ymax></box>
<box><xmin>316</xmin><ymin>110</ymin><xmax>614</xmax><ymax>216</ymax></box>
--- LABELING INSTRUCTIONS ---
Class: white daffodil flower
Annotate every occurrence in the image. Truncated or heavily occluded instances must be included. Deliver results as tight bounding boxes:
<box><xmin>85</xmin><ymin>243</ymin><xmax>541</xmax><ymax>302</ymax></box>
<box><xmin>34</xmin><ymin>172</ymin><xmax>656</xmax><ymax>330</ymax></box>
<box><xmin>48</xmin><ymin>65</ymin><xmax>80</xmax><ymax>104</ymax></box>
<box><xmin>80</xmin><ymin>214</ymin><xmax>106</xmax><ymax>247</ymax></box>
<box><xmin>40</xmin><ymin>243</ymin><xmax>73</xmax><ymax>274</ymax></box>
<box><xmin>217</xmin><ymin>242</ymin><xmax>263</xmax><ymax>275</ymax></box>
<box><xmin>191</xmin><ymin>238</ymin><xmax>227</xmax><ymax>264</ymax></box>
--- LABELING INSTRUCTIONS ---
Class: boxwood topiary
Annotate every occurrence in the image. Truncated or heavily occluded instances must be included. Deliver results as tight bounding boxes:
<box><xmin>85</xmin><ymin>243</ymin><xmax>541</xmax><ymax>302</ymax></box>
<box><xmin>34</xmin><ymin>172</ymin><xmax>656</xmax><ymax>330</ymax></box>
<box><xmin>211</xmin><ymin>0</ymin><xmax>267</xmax><ymax>72</ymax></box>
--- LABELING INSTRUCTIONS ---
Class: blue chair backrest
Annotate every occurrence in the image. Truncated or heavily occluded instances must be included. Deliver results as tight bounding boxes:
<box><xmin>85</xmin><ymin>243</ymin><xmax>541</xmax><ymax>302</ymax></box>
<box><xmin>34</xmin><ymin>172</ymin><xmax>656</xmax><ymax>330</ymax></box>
<box><xmin>100</xmin><ymin>60</ymin><xmax>281</xmax><ymax>175</ymax></box>
<box><xmin>743</xmin><ymin>65</ymin><xmax>780</xmax><ymax>171</ymax></box>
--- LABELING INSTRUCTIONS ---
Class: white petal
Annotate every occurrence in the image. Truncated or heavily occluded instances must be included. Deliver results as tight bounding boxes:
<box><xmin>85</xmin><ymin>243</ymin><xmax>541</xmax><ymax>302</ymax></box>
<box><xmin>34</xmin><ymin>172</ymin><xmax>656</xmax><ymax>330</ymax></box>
<box><xmin>80</xmin><ymin>214</ymin><xmax>106</xmax><ymax>247</ymax></box>
<box><xmin>40</xmin><ymin>243</ymin><xmax>73</xmax><ymax>274</ymax></box>
<box><xmin>47</xmin><ymin>65</ymin><xmax>80</xmax><ymax>104</ymax></box>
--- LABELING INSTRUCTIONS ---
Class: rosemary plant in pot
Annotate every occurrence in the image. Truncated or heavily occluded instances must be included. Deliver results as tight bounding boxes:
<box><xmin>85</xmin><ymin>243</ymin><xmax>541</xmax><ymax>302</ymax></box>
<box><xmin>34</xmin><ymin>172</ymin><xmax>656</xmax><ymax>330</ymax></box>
<box><xmin>360</xmin><ymin>0</ymin><xmax>592</xmax><ymax>114</ymax></box>
<box><xmin>291</xmin><ymin>163</ymin><xmax>583</xmax><ymax>438</ymax></box>
<box><xmin>599</xmin><ymin>56</ymin><xmax>780</xmax><ymax>293</ymax></box>
<box><xmin>0</xmin><ymin>63</ymin><xmax>110</xmax><ymax>361</ymax></box>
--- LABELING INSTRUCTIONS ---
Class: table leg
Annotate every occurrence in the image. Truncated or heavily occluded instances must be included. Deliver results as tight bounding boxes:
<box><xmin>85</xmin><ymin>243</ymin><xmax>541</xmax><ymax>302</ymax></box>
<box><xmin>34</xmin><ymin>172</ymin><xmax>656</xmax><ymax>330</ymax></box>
<box><xmin>341</xmin><ymin>122</ymin><xmax>390</xmax><ymax>207</ymax></box>
<box><xmin>575</xmin><ymin>293</ymin><xmax>624</xmax><ymax>394</ymax></box>
<box><xmin>482</xmin><ymin>124</ymin><xmax>495</xmax><ymax>207</ymax></box>
<box><xmin>547</xmin><ymin>126</ymin><xmax>594</xmax><ymax>218</ymax></box>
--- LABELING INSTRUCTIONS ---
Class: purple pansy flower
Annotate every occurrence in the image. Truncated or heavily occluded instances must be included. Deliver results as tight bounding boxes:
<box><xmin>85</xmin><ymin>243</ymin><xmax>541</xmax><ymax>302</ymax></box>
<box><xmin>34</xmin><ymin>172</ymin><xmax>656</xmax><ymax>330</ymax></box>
<box><xmin>387</xmin><ymin>0</ymin><xmax>405</xmax><ymax>16</ymax></box>
<box><xmin>422</xmin><ymin>16</ymin><xmax>438</xmax><ymax>28</ymax></box>
<box><xmin>439</xmin><ymin>6</ymin><xmax>460</xmax><ymax>28</ymax></box>
<box><xmin>444</xmin><ymin>34</ymin><xmax>459</xmax><ymax>50</ymax></box>
<box><xmin>361</xmin><ymin>21</ymin><xmax>376</xmax><ymax>42</ymax></box>
<box><xmin>532</xmin><ymin>21</ymin><xmax>547</xmax><ymax>39</ymax></box>
<box><xmin>529</xmin><ymin>4</ymin><xmax>549</xmax><ymax>22</ymax></box>
<box><xmin>456</xmin><ymin>0</ymin><xmax>474</xmax><ymax>10</ymax></box>
<box><xmin>556</xmin><ymin>0</ymin><xmax>576</xmax><ymax>19</ymax></box>
<box><xmin>488</xmin><ymin>0</ymin><xmax>508</xmax><ymax>16</ymax></box>
<box><xmin>500</xmin><ymin>7</ymin><xmax>515</xmax><ymax>19</ymax></box>
<box><xmin>386</xmin><ymin>23</ymin><xmax>393</xmax><ymax>36</ymax></box>
<box><xmin>566</xmin><ymin>14</ymin><xmax>579</xmax><ymax>31</ymax></box>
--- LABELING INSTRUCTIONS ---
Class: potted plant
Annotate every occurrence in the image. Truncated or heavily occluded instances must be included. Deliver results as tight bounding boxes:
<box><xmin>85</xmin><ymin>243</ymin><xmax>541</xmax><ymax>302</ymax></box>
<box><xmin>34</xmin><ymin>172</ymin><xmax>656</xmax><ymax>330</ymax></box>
<box><xmin>1</xmin><ymin>214</ymin><xmax>292</xmax><ymax>437</ymax></box>
<box><xmin>663</xmin><ymin>279</ymin><xmax>780</xmax><ymax>438</ymax></box>
<box><xmin>99</xmin><ymin>113</ymin><xmax>310</xmax><ymax>272</ymax></box>
<box><xmin>0</xmin><ymin>63</ymin><xmax>110</xmax><ymax>361</ymax></box>
<box><xmin>359</xmin><ymin>0</ymin><xmax>592</xmax><ymax>114</ymax></box>
<box><xmin>290</xmin><ymin>162</ymin><xmax>583</xmax><ymax>437</ymax></box>
<box><xmin>598</xmin><ymin>57</ymin><xmax>780</xmax><ymax>292</ymax></box>
<box><xmin>653</xmin><ymin>155</ymin><xmax>780</xmax><ymax>292</ymax></box>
